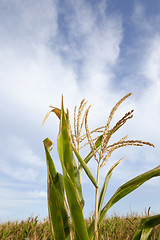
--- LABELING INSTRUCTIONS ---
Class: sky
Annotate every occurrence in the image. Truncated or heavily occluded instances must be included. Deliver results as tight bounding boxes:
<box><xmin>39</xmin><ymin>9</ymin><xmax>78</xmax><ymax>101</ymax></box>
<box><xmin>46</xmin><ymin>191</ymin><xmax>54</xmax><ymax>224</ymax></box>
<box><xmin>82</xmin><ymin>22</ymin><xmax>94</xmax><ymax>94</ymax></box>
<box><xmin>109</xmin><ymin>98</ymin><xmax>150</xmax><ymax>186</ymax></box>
<box><xmin>0</xmin><ymin>0</ymin><xmax>160</xmax><ymax>222</ymax></box>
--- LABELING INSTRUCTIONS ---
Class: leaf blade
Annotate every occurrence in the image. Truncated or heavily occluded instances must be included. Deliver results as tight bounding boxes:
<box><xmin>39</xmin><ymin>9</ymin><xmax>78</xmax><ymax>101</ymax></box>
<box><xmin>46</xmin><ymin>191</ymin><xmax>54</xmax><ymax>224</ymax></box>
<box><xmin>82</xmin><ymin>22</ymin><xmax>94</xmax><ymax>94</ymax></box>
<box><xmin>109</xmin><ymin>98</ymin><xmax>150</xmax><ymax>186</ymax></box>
<box><xmin>64</xmin><ymin>174</ymin><xmax>90</xmax><ymax>240</ymax></box>
<box><xmin>73</xmin><ymin>146</ymin><xmax>98</xmax><ymax>188</ymax></box>
<box><xmin>88</xmin><ymin>165</ymin><xmax>160</xmax><ymax>239</ymax></box>
<box><xmin>99</xmin><ymin>165</ymin><xmax>160</xmax><ymax>224</ymax></box>
<box><xmin>132</xmin><ymin>214</ymin><xmax>160</xmax><ymax>240</ymax></box>
<box><xmin>57</xmin><ymin>97</ymin><xmax>75</xmax><ymax>182</ymax></box>
<box><xmin>98</xmin><ymin>157</ymin><xmax>125</xmax><ymax>215</ymax></box>
<box><xmin>72</xmin><ymin>153</ymin><xmax>85</xmax><ymax>208</ymax></box>
<box><xmin>42</xmin><ymin>107</ymin><xmax>61</xmax><ymax>127</ymax></box>
<box><xmin>57</xmin><ymin>97</ymin><xmax>89</xmax><ymax>240</ymax></box>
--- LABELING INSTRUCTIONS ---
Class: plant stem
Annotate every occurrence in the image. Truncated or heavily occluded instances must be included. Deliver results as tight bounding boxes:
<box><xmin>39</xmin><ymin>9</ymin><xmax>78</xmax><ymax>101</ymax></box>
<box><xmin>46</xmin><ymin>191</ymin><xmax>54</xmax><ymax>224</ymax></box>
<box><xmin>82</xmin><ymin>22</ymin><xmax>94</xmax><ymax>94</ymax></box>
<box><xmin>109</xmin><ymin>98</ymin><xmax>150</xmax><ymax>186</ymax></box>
<box><xmin>94</xmin><ymin>163</ymin><xmax>100</xmax><ymax>240</ymax></box>
<box><xmin>79</xmin><ymin>167</ymin><xmax>82</xmax><ymax>184</ymax></box>
<box><xmin>77</xmin><ymin>145</ymin><xmax>82</xmax><ymax>184</ymax></box>
<box><xmin>77</xmin><ymin>146</ymin><xmax>84</xmax><ymax>216</ymax></box>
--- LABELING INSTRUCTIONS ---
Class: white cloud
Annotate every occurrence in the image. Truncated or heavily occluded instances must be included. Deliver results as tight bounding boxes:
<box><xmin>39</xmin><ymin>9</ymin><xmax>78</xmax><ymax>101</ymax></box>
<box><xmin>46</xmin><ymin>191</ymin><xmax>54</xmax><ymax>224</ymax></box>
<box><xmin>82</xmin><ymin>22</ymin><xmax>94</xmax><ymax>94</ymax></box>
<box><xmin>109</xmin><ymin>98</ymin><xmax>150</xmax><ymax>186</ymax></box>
<box><xmin>132</xmin><ymin>2</ymin><xmax>160</xmax><ymax>33</ymax></box>
<box><xmin>27</xmin><ymin>190</ymin><xmax>47</xmax><ymax>198</ymax></box>
<box><xmin>142</xmin><ymin>35</ymin><xmax>160</xmax><ymax>86</ymax></box>
<box><xmin>0</xmin><ymin>187</ymin><xmax>48</xmax><ymax>221</ymax></box>
<box><xmin>132</xmin><ymin>3</ymin><xmax>148</xmax><ymax>29</ymax></box>
<box><xmin>1</xmin><ymin>136</ymin><xmax>44</xmax><ymax>166</ymax></box>
<box><xmin>0</xmin><ymin>0</ymin><xmax>123</xmax><ymax>108</ymax></box>
<box><xmin>56</xmin><ymin>0</ymin><xmax>123</xmax><ymax>99</ymax></box>
<box><xmin>0</xmin><ymin>0</ymin><xmax>58</xmax><ymax>47</ymax></box>
<box><xmin>131</xmin><ymin>33</ymin><xmax>160</xmax><ymax>148</ymax></box>
<box><xmin>1</xmin><ymin>163</ymin><xmax>38</xmax><ymax>182</ymax></box>
<box><xmin>0</xmin><ymin>136</ymin><xmax>45</xmax><ymax>182</ymax></box>
<box><xmin>0</xmin><ymin>0</ymin><xmax>124</xmax><ymax>152</ymax></box>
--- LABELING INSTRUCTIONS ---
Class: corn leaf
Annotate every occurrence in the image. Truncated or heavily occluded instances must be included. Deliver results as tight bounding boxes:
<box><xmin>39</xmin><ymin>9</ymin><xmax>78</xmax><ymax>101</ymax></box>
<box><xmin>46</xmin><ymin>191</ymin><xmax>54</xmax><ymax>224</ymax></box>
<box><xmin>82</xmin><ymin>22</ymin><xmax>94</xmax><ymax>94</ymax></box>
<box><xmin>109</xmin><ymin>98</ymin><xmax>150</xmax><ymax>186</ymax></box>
<box><xmin>50</xmin><ymin>107</ymin><xmax>61</xmax><ymax>119</ymax></box>
<box><xmin>57</xmin><ymin>97</ymin><xmax>84</xmax><ymax>207</ymax></box>
<box><xmin>73</xmin><ymin>147</ymin><xmax>98</xmax><ymax>188</ymax></box>
<box><xmin>132</xmin><ymin>214</ymin><xmax>160</xmax><ymax>240</ymax></box>
<box><xmin>88</xmin><ymin>165</ymin><xmax>160</xmax><ymax>239</ymax></box>
<box><xmin>57</xmin><ymin>97</ymin><xmax>75</xmax><ymax>182</ymax></box>
<box><xmin>140</xmin><ymin>229</ymin><xmax>152</xmax><ymax>240</ymax></box>
<box><xmin>42</xmin><ymin>107</ymin><xmax>61</xmax><ymax>127</ymax></box>
<box><xmin>99</xmin><ymin>165</ymin><xmax>160</xmax><ymax>223</ymax></box>
<box><xmin>45</xmin><ymin>104</ymin><xmax>84</xmax><ymax>208</ymax></box>
<box><xmin>98</xmin><ymin>158</ymin><xmax>124</xmax><ymax>215</ymax></box>
<box><xmin>57</xmin><ymin>97</ymin><xmax>89</xmax><ymax>240</ymax></box>
<box><xmin>43</xmin><ymin>138</ymin><xmax>71</xmax><ymax>240</ymax></box>
<box><xmin>72</xmin><ymin>152</ymin><xmax>85</xmax><ymax>208</ymax></box>
<box><xmin>64</xmin><ymin>174</ymin><xmax>90</xmax><ymax>240</ymax></box>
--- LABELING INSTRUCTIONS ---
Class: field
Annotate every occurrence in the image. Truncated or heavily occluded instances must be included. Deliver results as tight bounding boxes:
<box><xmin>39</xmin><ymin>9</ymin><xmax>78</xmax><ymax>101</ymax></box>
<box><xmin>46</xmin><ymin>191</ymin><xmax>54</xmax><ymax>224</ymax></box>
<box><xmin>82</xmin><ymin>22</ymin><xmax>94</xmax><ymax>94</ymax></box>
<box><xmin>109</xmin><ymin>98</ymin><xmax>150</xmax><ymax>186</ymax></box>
<box><xmin>1</xmin><ymin>212</ymin><xmax>160</xmax><ymax>240</ymax></box>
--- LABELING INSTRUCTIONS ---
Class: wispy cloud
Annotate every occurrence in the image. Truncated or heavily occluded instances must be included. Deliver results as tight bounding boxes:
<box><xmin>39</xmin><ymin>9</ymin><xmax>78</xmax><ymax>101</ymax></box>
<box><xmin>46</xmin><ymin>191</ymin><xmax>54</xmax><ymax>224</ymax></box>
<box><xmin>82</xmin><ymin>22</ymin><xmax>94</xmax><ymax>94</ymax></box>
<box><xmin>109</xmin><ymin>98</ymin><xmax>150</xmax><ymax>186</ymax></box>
<box><xmin>0</xmin><ymin>187</ymin><xmax>47</xmax><ymax>221</ymax></box>
<box><xmin>55</xmin><ymin>0</ymin><xmax>123</xmax><ymax>100</ymax></box>
<box><xmin>0</xmin><ymin>135</ymin><xmax>44</xmax><ymax>182</ymax></box>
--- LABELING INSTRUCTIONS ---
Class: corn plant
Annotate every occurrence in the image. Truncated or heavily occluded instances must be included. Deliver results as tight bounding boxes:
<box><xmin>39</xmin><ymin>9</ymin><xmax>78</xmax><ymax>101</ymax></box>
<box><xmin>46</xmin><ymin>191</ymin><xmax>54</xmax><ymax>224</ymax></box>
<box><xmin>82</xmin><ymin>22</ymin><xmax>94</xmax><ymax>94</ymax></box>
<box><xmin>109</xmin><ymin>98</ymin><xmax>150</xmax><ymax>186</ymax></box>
<box><xmin>132</xmin><ymin>214</ymin><xmax>160</xmax><ymax>240</ymax></box>
<box><xmin>43</xmin><ymin>93</ymin><xmax>160</xmax><ymax>240</ymax></box>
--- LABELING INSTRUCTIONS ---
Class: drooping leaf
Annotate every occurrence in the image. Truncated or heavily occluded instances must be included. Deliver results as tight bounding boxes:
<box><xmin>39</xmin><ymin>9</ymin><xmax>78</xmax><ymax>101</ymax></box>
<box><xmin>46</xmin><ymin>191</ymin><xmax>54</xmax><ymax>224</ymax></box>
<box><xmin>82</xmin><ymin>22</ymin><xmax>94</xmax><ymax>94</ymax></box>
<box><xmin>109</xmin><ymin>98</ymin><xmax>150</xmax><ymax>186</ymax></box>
<box><xmin>50</xmin><ymin>107</ymin><xmax>61</xmax><ymax>119</ymax></box>
<box><xmin>88</xmin><ymin>165</ymin><xmax>160</xmax><ymax>239</ymax></box>
<box><xmin>43</xmin><ymin>138</ymin><xmax>71</xmax><ymax>240</ymax></box>
<box><xmin>132</xmin><ymin>214</ymin><xmax>160</xmax><ymax>240</ymax></box>
<box><xmin>42</xmin><ymin>107</ymin><xmax>61</xmax><ymax>127</ymax></box>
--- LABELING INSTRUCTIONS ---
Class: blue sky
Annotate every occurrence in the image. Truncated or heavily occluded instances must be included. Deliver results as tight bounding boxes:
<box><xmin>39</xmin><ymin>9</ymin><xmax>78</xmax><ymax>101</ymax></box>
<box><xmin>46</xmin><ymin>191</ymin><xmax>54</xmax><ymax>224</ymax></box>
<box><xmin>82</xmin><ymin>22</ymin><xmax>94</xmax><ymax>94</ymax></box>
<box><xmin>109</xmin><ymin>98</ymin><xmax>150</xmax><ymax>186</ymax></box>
<box><xmin>0</xmin><ymin>0</ymin><xmax>160</xmax><ymax>222</ymax></box>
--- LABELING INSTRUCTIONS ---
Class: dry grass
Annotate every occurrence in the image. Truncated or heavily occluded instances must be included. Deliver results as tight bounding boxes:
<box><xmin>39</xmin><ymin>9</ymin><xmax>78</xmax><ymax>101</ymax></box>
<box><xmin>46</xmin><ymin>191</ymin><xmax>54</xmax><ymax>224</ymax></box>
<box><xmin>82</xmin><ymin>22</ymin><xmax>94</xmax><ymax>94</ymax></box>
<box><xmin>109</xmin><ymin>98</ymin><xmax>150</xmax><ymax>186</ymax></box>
<box><xmin>1</xmin><ymin>212</ymin><xmax>160</xmax><ymax>240</ymax></box>
<box><xmin>97</xmin><ymin>214</ymin><xmax>160</xmax><ymax>240</ymax></box>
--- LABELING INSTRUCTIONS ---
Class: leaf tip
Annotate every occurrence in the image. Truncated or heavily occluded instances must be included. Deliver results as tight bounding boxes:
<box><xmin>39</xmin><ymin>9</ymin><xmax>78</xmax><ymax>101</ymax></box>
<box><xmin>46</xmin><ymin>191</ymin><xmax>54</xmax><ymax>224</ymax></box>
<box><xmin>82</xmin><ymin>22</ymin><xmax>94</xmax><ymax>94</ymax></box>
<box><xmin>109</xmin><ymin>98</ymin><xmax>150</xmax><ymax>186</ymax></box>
<box><xmin>43</xmin><ymin>138</ymin><xmax>54</xmax><ymax>152</ymax></box>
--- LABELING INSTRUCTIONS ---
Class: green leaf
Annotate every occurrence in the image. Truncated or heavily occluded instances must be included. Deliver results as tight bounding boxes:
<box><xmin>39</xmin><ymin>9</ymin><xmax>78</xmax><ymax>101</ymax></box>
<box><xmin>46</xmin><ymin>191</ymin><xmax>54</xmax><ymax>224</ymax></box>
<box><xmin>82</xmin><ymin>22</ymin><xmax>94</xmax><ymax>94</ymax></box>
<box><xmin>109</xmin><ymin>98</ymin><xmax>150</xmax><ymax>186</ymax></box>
<box><xmin>64</xmin><ymin>174</ymin><xmax>90</xmax><ymax>240</ymax></box>
<box><xmin>43</xmin><ymin>138</ymin><xmax>71</xmax><ymax>240</ymax></box>
<box><xmin>98</xmin><ymin>157</ymin><xmax>124</xmax><ymax>215</ymax></box>
<box><xmin>56</xmin><ymin>97</ymin><xmax>84</xmax><ymax>208</ymax></box>
<box><xmin>57</xmin><ymin>97</ymin><xmax>89</xmax><ymax>240</ymax></box>
<box><xmin>140</xmin><ymin>229</ymin><xmax>152</xmax><ymax>240</ymax></box>
<box><xmin>44</xmin><ymin>101</ymin><xmax>84</xmax><ymax>209</ymax></box>
<box><xmin>72</xmin><ymin>152</ymin><xmax>85</xmax><ymax>208</ymax></box>
<box><xmin>57</xmin><ymin>96</ymin><xmax>75</xmax><ymax>182</ymax></box>
<box><xmin>132</xmin><ymin>214</ymin><xmax>160</xmax><ymax>240</ymax></box>
<box><xmin>88</xmin><ymin>165</ymin><xmax>160</xmax><ymax>239</ymax></box>
<box><xmin>99</xmin><ymin>165</ymin><xmax>160</xmax><ymax>223</ymax></box>
<box><xmin>73</xmin><ymin>146</ymin><xmax>98</xmax><ymax>188</ymax></box>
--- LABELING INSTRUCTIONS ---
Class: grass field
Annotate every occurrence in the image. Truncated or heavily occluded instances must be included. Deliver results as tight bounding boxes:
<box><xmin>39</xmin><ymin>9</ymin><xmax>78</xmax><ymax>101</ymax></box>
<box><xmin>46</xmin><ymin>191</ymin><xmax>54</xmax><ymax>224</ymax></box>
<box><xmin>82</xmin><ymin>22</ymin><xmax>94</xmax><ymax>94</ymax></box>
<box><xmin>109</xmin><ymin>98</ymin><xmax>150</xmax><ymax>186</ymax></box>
<box><xmin>1</xmin><ymin>212</ymin><xmax>160</xmax><ymax>240</ymax></box>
